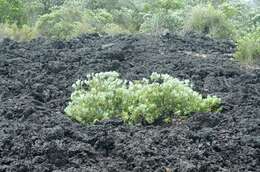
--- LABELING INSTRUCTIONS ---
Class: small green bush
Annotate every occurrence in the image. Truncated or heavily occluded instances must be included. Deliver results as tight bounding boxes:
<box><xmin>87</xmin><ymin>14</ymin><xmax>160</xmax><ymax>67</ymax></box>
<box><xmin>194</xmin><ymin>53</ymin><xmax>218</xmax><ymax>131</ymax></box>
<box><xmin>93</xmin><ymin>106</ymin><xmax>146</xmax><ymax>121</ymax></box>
<box><xmin>234</xmin><ymin>29</ymin><xmax>260</xmax><ymax>65</ymax></box>
<box><xmin>183</xmin><ymin>4</ymin><xmax>234</xmax><ymax>39</ymax></box>
<box><xmin>65</xmin><ymin>72</ymin><xmax>221</xmax><ymax>125</ymax></box>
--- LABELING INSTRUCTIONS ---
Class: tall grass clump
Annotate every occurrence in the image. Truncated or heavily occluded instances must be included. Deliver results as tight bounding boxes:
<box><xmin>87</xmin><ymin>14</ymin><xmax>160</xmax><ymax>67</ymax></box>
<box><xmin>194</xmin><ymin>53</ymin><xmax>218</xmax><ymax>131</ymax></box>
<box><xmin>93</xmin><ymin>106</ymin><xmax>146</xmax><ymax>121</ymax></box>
<box><xmin>183</xmin><ymin>4</ymin><xmax>234</xmax><ymax>39</ymax></box>
<box><xmin>0</xmin><ymin>23</ymin><xmax>37</xmax><ymax>41</ymax></box>
<box><xmin>235</xmin><ymin>29</ymin><xmax>260</xmax><ymax>65</ymax></box>
<box><xmin>65</xmin><ymin>72</ymin><xmax>221</xmax><ymax>125</ymax></box>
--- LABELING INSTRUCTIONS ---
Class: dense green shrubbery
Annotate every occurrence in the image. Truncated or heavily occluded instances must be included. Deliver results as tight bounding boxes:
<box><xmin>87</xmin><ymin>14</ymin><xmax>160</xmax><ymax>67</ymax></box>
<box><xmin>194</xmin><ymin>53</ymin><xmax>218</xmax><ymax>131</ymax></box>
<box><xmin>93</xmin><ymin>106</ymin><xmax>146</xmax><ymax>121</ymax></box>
<box><xmin>140</xmin><ymin>9</ymin><xmax>184</xmax><ymax>34</ymax></box>
<box><xmin>65</xmin><ymin>72</ymin><xmax>221</xmax><ymax>124</ymax></box>
<box><xmin>0</xmin><ymin>0</ymin><xmax>258</xmax><ymax>39</ymax></box>
<box><xmin>83</xmin><ymin>9</ymin><xmax>114</xmax><ymax>32</ymax></box>
<box><xmin>35</xmin><ymin>6</ymin><xmax>85</xmax><ymax>40</ymax></box>
<box><xmin>23</xmin><ymin>0</ymin><xmax>65</xmax><ymax>14</ymax></box>
<box><xmin>183</xmin><ymin>4</ymin><xmax>234</xmax><ymax>39</ymax></box>
<box><xmin>216</xmin><ymin>1</ymin><xmax>259</xmax><ymax>64</ymax></box>
<box><xmin>144</xmin><ymin>0</ymin><xmax>184</xmax><ymax>11</ymax></box>
<box><xmin>220</xmin><ymin>1</ymin><xmax>260</xmax><ymax>39</ymax></box>
<box><xmin>138</xmin><ymin>0</ymin><xmax>185</xmax><ymax>34</ymax></box>
<box><xmin>0</xmin><ymin>0</ymin><xmax>25</xmax><ymax>25</ymax></box>
<box><xmin>235</xmin><ymin>29</ymin><xmax>260</xmax><ymax>65</ymax></box>
<box><xmin>111</xmin><ymin>7</ymin><xmax>144</xmax><ymax>32</ymax></box>
<box><xmin>35</xmin><ymin>6</ymin><xmax>128</xmax><ymax>40</ymax></box>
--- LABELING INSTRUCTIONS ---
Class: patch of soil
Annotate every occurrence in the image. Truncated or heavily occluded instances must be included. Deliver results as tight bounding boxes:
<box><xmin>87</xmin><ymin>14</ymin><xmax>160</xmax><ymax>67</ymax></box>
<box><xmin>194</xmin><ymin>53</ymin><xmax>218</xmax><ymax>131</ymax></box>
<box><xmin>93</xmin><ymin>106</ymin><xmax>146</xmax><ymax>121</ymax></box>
<box><xmin>0</xmin><ymin>33</ymin><xmax>259</xmax><ymax>172</ymax></box>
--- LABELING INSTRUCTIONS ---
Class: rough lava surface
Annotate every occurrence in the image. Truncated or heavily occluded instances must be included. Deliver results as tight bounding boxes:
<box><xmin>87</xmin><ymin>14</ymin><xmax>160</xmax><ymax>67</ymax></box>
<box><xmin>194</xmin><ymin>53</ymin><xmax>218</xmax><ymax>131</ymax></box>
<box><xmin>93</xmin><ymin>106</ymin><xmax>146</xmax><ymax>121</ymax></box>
<box><xmin>0</xmin><ymin>33</ymin><xmax>259</xmax><ymax>172</ymax></box>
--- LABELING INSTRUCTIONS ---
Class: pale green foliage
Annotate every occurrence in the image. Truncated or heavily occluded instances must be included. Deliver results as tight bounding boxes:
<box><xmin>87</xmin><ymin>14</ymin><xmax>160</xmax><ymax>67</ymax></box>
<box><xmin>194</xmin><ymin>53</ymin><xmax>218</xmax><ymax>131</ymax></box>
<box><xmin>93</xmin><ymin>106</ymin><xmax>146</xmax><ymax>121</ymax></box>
<box><xmin>184</xmin><ymin>4</ymin><xmax>234</xmax><ymax>39</ymax></box>
<box><xmin>103</xmin><ymin>23</ymin><xmax>130</xmax><ymax>34</ymax></box>
<box><xmin>235</xmin><ymin>29</ymin><xmax>260</xmax><ymax>65</ymax></box>
<box><xmin>219</xmin><ymin>2</ymin><xmax>238</xmax><ymax>18</ymax></box>
<box><xmin>0</xmin><ymin>23</ymin><xmax>37</xmax><ymax>41</ymax></box>
<box><xmin>65</xmin><ymin>72</ymin><xmax>221</xmax><ymax>124</ymax></box>
<box><xmin>228</xmin><ymin>3</ymin><xmax>259</xmax><ymax>39</ymax></box>
<box><xmin>211</xmin><ymin>1</ymin><xmax>260</xmax><ymax>40</ymax></box>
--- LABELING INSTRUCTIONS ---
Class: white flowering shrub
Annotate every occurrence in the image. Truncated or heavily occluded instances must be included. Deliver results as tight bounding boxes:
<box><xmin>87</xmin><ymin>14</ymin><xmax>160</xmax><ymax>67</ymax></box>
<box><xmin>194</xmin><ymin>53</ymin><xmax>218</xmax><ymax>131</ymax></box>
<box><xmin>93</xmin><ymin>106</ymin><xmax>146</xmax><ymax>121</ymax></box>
<box><xmin>65</xmin><ymin>72</ymin><xmax>221</xmax><ymax>124</ymax></box>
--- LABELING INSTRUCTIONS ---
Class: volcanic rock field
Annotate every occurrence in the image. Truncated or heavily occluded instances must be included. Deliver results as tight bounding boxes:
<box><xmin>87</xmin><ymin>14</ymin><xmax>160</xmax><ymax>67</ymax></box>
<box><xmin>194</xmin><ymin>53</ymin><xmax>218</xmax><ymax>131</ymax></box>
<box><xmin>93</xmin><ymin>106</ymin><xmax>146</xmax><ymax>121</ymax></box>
<box><xmin>0</xmin><ymin>33</ymin><xmax>259</xmax><ymax>171</ymax></box>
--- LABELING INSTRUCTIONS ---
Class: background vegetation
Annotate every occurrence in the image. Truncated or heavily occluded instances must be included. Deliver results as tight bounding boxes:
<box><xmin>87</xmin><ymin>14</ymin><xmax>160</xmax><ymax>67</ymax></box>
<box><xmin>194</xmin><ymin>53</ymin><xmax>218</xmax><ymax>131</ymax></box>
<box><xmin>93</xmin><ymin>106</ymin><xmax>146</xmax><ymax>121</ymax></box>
<box><xmin>0</xmin><ymin>0</ymin><xmax>259</xmax><ymax>64</ymax></box>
